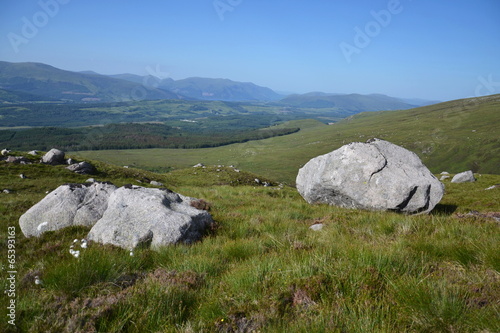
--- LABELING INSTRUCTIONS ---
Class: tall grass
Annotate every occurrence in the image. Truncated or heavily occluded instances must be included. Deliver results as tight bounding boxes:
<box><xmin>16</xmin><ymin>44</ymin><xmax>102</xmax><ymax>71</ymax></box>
<box><xmin>1</xmin><ymin>157</ymin><xmax>499</xmax><ymax>332</ymax></box>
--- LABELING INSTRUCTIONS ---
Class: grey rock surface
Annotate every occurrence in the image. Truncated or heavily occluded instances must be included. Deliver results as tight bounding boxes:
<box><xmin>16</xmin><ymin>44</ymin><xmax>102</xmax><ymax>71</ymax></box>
<box><xmin>19</xmin><ymin>182</ymin><xmax>117</xmax><ymax>237</ymax></box>
<box><xmin>5</xmin><ymin>156</ymin><xmax>30</xmax><ymax>164</ymax></box>
<box><xmin>66</xmin><ymin>161</ymin><xmax>96</xmax><ymax>175</ymax></box>
<box><xmin>87</xmin><ymin>186</ymin><xmax>214</xmax><ymax>249</ymax></box>
<box><xmin>451</xmin><ymin>170</ymin><xmax>476</xmax><ymax>183</ymax></box>
<box><xmin>296</xmin><ymin>139</ymin><xmax>444</xmax><ymax>214</ymax></box>
<box><xmin>41</xmin><ymin>148</ymin><xmax>65</xmax><ymax>165</ymax></box>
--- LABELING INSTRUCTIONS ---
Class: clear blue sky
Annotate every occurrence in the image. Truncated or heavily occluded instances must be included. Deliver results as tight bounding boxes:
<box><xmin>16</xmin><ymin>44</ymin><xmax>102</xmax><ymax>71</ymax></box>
<box><xmin>1</xmin><ymin>0</ymin><xmax>499</xmax><ymax>101</ymax></box>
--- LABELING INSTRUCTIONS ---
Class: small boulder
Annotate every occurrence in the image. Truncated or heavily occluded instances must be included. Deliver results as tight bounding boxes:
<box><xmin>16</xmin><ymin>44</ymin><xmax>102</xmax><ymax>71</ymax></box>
<box><xmin>150</xmin><ymin>180</ymin><xmax>164</xmax><ymax>187</ymax></box>
<box><xmin>66</xmin><ymin>161</ymin><xmax>96</xmax><ymax>175</ymax></box>
<box><xmin>451</xmin><ymin>170</ymin><xmax>476</xmax><ymax>183</ymax></box>
<box><xmin>309</xmin><ymin>223</ymin><xmax>324</xmax><ymax>231</ymax></box>
<box><xmin>28</xmin><ymin>150</ymin><xmax>39</xmax><ymax>156</ymax></box>
<box><xmin>440</xmin><ymin>175</ymin><xmax>450</xmax><ymax>181</ymax></box>
<box><xmin>296</xmin><ymin>139</ymin><xmax>444</xmax><ymax>214</ymax></box>
<box><xmin>19</xmin><ymin>182</ymin><xmax>118</xmax><ymax>237</ymax></box>
<box><xmin>1</xmin><ymin>148</ymin><xmax>11</xmax><ymax>156</ymax></box>
<box><xmin>6</xmin><ymin>156</ymin><xmax>30</xmax><ymax>164</ymax></box>
<box><xmin>41</xmin><ymin>148</ymin><xmax>65</xmax><ymax>165</ymax></box>
<box><xmin>87</xmin><ymin>186</ymin><xmax>214</xmax><ymax>249</ymax></box>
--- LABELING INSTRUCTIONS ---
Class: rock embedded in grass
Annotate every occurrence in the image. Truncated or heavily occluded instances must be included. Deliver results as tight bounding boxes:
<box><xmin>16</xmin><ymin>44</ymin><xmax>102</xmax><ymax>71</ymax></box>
<box><xmin>19</xmin><ymin>182</ymin><xmax>118</xmax><ymax>237</ymax></box>
<box><xmin>87</xmin><ymin>186</ymin><xmax>214</xmax><ymax>249</ymax></box>
<box><xmin>19</xmin><ymin>182</ymin><xmax>214</xmax><ymax>250</ymax></box>
<box><xmin>66</xmin><ymin>161</ymin><xmax>96</xmax><ymax>175</ymax></box>
<box><xmin>296</xmin><ymin>138</ymin><xmax>444</xmax><ymax>214</ymax></box>
<box><xmin>451</xmin><ymin>170</ymin><xmax>476</xmax><ymax>183</ymax></box>
<box><xmin>41</xmin><ymin>148</ymin><xmax>66</xmax><ymax>165</ymax></box>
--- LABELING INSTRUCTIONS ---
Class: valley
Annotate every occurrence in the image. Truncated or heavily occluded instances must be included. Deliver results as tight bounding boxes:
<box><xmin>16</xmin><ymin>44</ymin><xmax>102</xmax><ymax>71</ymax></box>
<box><xmin>73</xmin><ymin>94</ymin><xmax>500</xmax><ymax>183</ymax></box>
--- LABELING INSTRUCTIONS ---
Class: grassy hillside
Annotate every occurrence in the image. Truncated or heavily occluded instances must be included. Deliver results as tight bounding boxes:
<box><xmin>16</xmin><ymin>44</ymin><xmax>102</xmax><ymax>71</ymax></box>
<box><xmin>0</xmin><ymin>89</ymin><xmax>53</xmax><ymax>103</ymax></box>
<box><xmin>75</xmin><ymin>94</ymin><xmax>500</xmax><ymax>183</ymax></box>
<box><xmin>278</xmin><ymin>93</ymin><xmax>415</xmax><ymax>111</ymax></box>
<box><xmin>0</xmin><ymin>152</ymin><xmax>499</xmax><ymax>332</ymax></box>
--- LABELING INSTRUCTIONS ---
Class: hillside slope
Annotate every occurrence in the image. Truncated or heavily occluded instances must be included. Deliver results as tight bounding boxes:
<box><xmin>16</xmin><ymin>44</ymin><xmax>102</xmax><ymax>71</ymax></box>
<box><xmin>278</xmin><ymin>92</ymin><xmax>416</xmax><ymax>111</ymax></box>
<box><xmin>75</xmin><ymin>94</ymin><xmax>500</xmax><ymax>183</ymax></box>
<box><xmin>0</xmin><ymin>61</ymin><xmax>182</xmax><ymax>102</ymax></box>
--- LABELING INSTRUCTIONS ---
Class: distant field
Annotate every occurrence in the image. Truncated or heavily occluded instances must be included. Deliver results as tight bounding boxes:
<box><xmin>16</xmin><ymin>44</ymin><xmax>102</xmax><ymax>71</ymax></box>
<box><xmin>0</xmin><ymin>122</ymin><xmax>299</xmax><ymax>151</ymax></box>
<box><xmin>0</xmin><ymin>99</ymin><xmax>349</xmax><ymax>128</ymax></box>
<box><xmin>75</xmin><ymin>95</ymin><xmax>500</xmax><ymax>183</ymax></box>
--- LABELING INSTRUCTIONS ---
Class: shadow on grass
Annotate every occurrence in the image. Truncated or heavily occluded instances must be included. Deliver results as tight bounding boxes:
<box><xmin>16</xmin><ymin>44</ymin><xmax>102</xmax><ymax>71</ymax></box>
<box><xmin>431</xmin><ymin>204</ymin><xmax>458</xmax><ymax>216</ymax></box>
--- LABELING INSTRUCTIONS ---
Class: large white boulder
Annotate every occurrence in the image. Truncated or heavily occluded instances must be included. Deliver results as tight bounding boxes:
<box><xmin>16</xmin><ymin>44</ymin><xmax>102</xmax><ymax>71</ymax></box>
<box><xmin>19</xmin><ymin>182</ymin><xmax>214</xmax><ymax>250</ymax></box>
<box><xmin>296</xmin><ymin>139</ymin><xmax>444</xmax><ymax>214</ymax></box>
<box><xmin>19</xmin><ymin>182</ymin><xmax>117</xmax><ymax>237</ymax></box>
<box><xmin>87</xmin><ymin>186</ymin><xmax>213</xmax><ymax>249</ymax></box>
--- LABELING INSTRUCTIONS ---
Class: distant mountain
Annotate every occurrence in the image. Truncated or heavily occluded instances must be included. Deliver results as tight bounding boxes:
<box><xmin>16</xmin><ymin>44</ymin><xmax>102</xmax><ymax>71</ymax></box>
<box><xmin>159</xmin><ymin>77</ymin><xmax>283</xmax><ymax>101</ymax></box>
<box><xmin>278</xmin><ymin>92</ymin><xmax>416</xmax><ymax>112</ymax></box>
<box><xmin>107</xmin><ymin>73</ymin><xmax>164</xmax><ymax>86</ymax></box>
<box><xmin>0</xmin><ymin>61</ymin><xmax>183</xmax><ymax>102</ymax></box>
<box><xmin>112</xmin><ymin>74</ymin><xmax>283</xmax><ymax>101</ymax></box>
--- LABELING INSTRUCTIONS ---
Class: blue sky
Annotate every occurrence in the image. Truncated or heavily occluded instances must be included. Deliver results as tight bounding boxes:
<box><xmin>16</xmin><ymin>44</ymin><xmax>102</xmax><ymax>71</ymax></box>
<box><xmin>1</xmin><ymin>0</ymin><xmax>499</xmax><ymax>101</ymax></box>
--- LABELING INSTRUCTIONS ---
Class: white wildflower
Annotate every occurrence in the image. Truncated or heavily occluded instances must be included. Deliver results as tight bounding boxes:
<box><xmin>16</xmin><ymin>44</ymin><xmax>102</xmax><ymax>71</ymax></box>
<box><xmin>34</xmin><ymin>276</ymin><xmax>42</xmax><ymax>285</ymax></box>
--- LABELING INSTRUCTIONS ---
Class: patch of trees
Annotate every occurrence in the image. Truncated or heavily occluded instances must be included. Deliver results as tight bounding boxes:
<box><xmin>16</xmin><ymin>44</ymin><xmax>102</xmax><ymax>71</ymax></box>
<box><xmin>0</xmin><ymin>123</ymin><xmax>300</xmax><ymax>151</ymax></box>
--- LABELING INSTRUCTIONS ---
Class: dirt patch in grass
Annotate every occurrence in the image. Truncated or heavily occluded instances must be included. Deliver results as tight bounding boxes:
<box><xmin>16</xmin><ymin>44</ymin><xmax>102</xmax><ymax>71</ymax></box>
<box><xmin>454</xmin><ymin>211</ymin><xmax>500</xmax><ymax>222</ymax></box>
<box><xmin>145</xmin><ymin>268</ymin><xmax>205</xmax><ymax>290</ymax></box>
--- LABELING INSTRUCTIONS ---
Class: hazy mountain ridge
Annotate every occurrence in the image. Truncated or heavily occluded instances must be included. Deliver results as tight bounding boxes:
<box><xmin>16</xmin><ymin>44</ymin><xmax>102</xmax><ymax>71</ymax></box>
<box><xmin>0</xmin><ymin>61</ymin><xmax>182</xmax><ymax>102</ymax></box>
<box><xmin>1</xmin><ymin>62</ymin><xmax>437</xmax><ymax>108</ymax></box>
<box><xmin>277</xmin><ymin>92</ymin><xmax>418</xmax><ymax>111</ymax></box>
<box><xmin>158</xmin><ymin>77</ymin><xmax>283</xmax><ymax>102</ymax></box>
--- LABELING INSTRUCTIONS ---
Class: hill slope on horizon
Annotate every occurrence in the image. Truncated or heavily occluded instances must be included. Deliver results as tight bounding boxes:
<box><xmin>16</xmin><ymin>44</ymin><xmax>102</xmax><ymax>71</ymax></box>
<box><xmin>75</xmin><ymin>94</ymin><xmax>500</xmax><ymax>182</ymax></box>
<box><xmin>0</xmin><ymin>61</ymin><xmax>183</xmax><ymax>102</ymax></box>
<box><xmin>158</xmin><ymin>77</ymin><xmax>283</xmax><ymax>102</ymax></box>
<box><xmin>277</xmin><ymin>92</ymin><xmax>417</xmax><ymax>111</ymax></box>
<box><xmin>107</xmin><ymin>73</ymin><xmax>284</xmax><ymax>101</ymax></box>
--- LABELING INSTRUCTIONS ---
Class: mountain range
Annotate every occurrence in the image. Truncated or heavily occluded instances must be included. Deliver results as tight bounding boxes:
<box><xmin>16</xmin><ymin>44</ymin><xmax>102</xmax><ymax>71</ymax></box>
<box><xmin>0</xmin><ymin>61</ymin><xmax>435</xmax><ymax>111</ymax></box>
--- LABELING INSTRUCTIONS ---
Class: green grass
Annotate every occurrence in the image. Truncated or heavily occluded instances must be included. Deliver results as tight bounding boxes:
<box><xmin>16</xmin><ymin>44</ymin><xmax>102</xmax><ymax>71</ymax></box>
<box><xmin>0</xmin><ymin>152</ymin><xmax>499</xmax><ymax>332</ymax></box>
<box><xmin>74</xmin><ymin>94</ymin><xmax>500</xmax><ymax>183</ymax></box>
